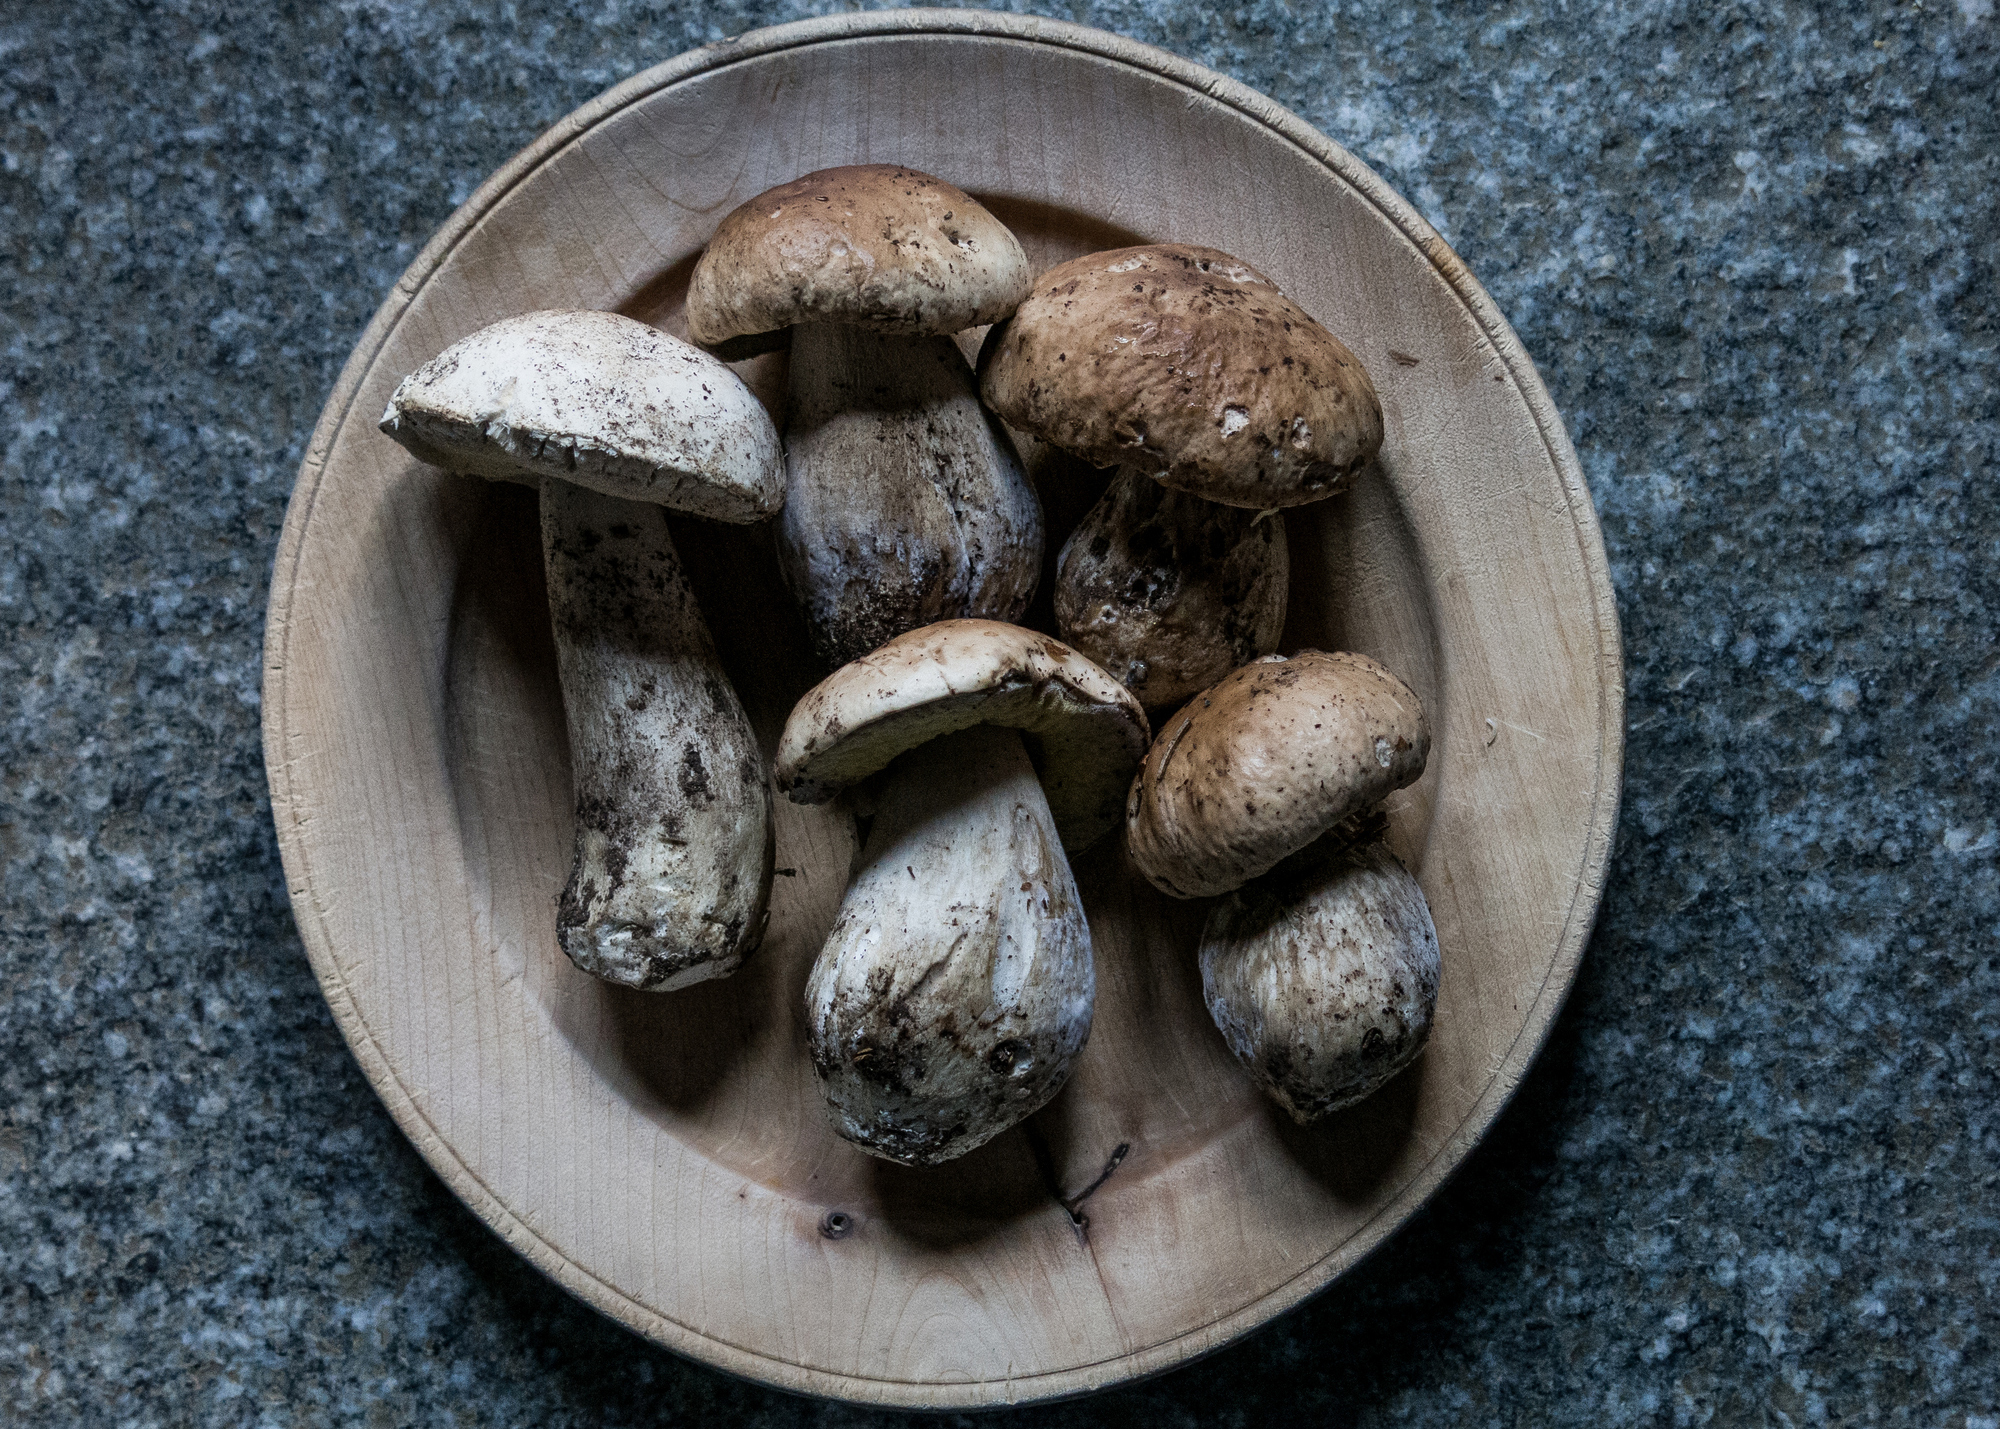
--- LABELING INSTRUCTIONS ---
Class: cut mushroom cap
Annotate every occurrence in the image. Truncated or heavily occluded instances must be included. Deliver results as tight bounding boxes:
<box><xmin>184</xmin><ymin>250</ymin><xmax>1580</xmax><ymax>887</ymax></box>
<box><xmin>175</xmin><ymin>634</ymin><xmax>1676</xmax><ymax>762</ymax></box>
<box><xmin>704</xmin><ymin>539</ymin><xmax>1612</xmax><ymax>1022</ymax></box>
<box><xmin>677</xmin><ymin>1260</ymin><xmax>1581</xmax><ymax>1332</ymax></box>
<box><xmin>686</xmin><ymin>165</ymin><xmax>1032</xmax><ymax>349</ymax></box>
<box><xmin>379</xmin><ymin>310</ymin><xmax>782</xmax><ymax>523</ymax></box>
<box><xmin>1201</xmin><ymin>831</ymin><xmax>1439</xmax><ymax>1122</ymax></box>
<box><xmin>1055</xmin><ymin>465</ymin><xmax>1288</xmax><ymax>711</ymax></box>
<box><xmin>1125</xmin><ymin>651</ymin><xmax>1430</xmax><ymax>899</ymax></box>
<box><xmin>979</xmin><ymin>244</ymin><xmax>1383</xmax><ymax>509</ymax></box>
<box><xmin>774</xmin><ymin>619</ymin><xmax>1151</xmax><ymax>853</ymax></box>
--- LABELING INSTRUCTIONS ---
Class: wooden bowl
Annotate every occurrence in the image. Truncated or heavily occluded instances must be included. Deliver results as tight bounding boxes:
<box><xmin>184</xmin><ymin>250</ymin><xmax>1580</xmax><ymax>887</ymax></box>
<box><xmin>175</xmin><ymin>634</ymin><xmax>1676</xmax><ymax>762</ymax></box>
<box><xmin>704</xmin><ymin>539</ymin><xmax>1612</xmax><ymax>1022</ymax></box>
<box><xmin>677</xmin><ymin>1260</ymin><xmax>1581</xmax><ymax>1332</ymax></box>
<box><xmin>262</xmin><ymin>10</ymin><xmax>1623</xmax><ymax>1408</ymax></box>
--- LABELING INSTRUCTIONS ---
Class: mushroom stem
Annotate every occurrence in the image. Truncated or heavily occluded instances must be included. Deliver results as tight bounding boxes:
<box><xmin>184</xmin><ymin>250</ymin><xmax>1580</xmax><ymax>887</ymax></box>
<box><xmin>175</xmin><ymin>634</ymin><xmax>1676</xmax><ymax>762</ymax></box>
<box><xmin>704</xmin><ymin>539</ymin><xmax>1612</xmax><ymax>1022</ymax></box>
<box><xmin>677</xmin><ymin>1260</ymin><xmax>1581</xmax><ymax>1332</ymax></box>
<box><xmin>780</xmin><ymin>324</ymin><xmax>1041</xmax><ymax>668</ymax></box>
<box><xmin>806</xmin><ymin>722</ymin><xmax>1094</xmax><ymax>1166</ymax></box>
<box><xmin>1200</xmin><ymin>834</ymin><xmax>1439</xmax><ymax>1122</ymax></box>
<box><xmin>542</xmin><ymin>480</ymin><xmax>774</xmax><ymax>990</ymax></box>
<box><xmin>1056</xmin><ymin>465</ymin><xmax>1289</xmax><ymax>711</ymax></box>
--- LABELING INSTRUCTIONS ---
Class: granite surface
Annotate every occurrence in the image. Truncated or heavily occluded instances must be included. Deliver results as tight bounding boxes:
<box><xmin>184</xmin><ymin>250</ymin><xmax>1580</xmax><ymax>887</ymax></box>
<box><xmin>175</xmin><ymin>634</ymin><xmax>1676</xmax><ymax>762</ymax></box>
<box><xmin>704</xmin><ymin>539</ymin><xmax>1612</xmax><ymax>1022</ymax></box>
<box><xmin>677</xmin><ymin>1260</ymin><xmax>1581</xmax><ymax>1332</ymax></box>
<box><xmin>3</xmin><ymin>0</ymin><xmax>1996</xmax><ymax>1423</ymax></box>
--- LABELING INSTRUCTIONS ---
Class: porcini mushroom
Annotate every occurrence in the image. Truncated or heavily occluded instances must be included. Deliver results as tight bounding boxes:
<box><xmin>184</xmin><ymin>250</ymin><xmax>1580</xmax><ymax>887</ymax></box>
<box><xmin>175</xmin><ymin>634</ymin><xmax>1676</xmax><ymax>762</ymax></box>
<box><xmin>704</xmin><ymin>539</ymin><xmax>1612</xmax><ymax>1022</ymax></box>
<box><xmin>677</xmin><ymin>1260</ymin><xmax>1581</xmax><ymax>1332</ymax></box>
<box><xmin>687</xmin><ymin>165</ymin><xmax>1042</xmax><ymax>668</ymax></box>
<box><xmin>980</xmin><ymin>244</ymin><xmax>1385</xmax><ymax>706</ymax></box>
<box><xmin>774</xmin><ymin>620</ymin><xmax>1150</xmax><ymax>1165</ymax></box>
<box><xmin>380</xmin><ymin>309</ymin><xmax>782</xmax><ymax>989</ymax></box>
<box><xmin>1125</xmin><ymin>651</ymin><xmax>1428</xmax><ymax>900</ymax></box>
<box><xmin>1124</xmin><ymin>651</ymin><xmax>1438</xmax><ymax>1121</ymax></box>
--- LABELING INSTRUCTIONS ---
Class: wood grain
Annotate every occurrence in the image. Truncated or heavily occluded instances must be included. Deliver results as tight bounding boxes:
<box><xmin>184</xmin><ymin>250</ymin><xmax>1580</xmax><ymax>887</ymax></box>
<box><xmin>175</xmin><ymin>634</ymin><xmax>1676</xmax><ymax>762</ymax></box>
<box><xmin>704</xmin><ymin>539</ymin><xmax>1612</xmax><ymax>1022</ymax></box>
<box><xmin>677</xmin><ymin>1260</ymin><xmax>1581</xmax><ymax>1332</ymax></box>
<box><xmin>262</xmin><ymin>10</ymin><xmax>1624</xmax><ymax>1407</ymax></box>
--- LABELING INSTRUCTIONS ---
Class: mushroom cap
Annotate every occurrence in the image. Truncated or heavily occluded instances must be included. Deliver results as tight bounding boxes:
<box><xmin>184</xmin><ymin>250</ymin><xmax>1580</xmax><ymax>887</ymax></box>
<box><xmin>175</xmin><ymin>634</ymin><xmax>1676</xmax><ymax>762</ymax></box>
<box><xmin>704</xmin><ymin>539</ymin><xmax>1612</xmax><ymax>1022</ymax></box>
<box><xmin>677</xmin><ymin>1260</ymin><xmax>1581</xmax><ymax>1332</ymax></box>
<box><xmin>978</xmin><ymin>244</ymin><xmax>1383</xmax><ymax>509</ymax></box>
<box><xmin>686</xmin><ymin>165</ymin><xmax>1032</xmax><ymax>348</ymax></box>
<box><xmin>1125</xmin><ymin>650</ymin><xmax>1430</xmax><ymax>899</ymax></box>
<box><xmin>379</xmin><ymin>310</ymin><xmax>783</xmax><ymax>524</ymax></box>
<box><xmin>1200</xmin><ymin>834</ymin><xmax>1439</xmax><ymax>1123</ymax></box>
<box><xmin>1055</xmin><ymin>465</ymin><xmax>1288</xmax><ymax>711</ymax></box>
<box><xmin>774</xmin><ymin>619</ymin><xmax>1150</xmax><ymax>852</ymax></box>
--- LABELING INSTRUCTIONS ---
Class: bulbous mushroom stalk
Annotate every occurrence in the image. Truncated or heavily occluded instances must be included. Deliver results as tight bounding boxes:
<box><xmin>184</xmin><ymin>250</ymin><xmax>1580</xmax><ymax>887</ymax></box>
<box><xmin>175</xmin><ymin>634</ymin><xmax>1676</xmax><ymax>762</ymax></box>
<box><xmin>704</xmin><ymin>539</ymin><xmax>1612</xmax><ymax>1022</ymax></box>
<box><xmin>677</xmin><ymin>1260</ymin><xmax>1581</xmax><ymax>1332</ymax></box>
<box><xmin>1200</xmin><ymin>827</ymin><xmax>1440</xmax><ymax>1123</ymax></box>
<box><xmin>1056</xmin><ymin>465</ymin><xmax>1288</xmax><ymax>712</ymax></box>
<box><xmin>688</xmin><ymin>166</ymin><xmax>1039</xmax><ymax>667</ymax></box>
<box><xmin>1124</xmin><ymin>651</ymin><xmax>1439</xmax><ymax>1120</ymax></box>
<box><xmin>781</xmin><ymin>325</ymin><xmax>1040</xmax><ymax>667</ymax></box>
<box><xmin>776</xmin><ymin>620</ymin><xmax>1150</xmax><ymax>1165</ymax></box>
<box><xmin>379</xmin><ymin>309</ymin><xmax>784</xmax><ymax>990</ymax></box>
<box><xmin>807</xmin><ymin>725</ymin><xmax>1091</xmax><ymax>1165</ymax></box>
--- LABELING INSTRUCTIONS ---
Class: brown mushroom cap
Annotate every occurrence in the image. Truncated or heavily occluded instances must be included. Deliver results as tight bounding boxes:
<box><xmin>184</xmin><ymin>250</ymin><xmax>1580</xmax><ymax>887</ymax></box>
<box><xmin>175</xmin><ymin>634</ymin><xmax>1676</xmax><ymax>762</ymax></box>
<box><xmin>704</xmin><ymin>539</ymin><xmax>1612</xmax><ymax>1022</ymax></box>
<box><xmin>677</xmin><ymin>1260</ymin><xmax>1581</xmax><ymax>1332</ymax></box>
<box><xmin>685</xmin><ymin>165</ymin><xmax>1032</xmax><ymax>348</ymax></box>
<box><xmin>1125</xmin><ymin>650</ymin><xmax>1430</xmax><ymax>899</ymax></box>
<box><xmin>773</xmin><ymin>619</ymin><xmax>1150</xmax><ymax>852</ymax></box>
<box><xmin>978</xmin><ymin>244</ymin><xmax>1383</xmax><ymax>509</ymax></box>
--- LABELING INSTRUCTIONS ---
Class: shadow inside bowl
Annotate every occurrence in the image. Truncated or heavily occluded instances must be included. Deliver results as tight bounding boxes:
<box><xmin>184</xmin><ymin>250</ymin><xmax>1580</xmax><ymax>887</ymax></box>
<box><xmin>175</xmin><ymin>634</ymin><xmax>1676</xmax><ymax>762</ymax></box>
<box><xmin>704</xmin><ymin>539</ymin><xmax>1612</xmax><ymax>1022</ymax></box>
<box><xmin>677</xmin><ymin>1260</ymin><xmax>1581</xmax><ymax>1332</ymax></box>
<box><xmin>862</xmin><ymin>1128</ymin><xmax>1062</xmax><ymax>1246</ymax></box>
<box><xmin>595</xmin><ymin>972</ymin><xmax>766</xmax><ymax>1113</ymax></box>
<box><xmin>435</xmin><ymin>472</ymin><xmax>573</xmax><ymax>995</ymax></box>
<box><xmin>1263</xmin><ymin>1054</ymin><xmax>1426</xmax><ymax>1207</ymax></box>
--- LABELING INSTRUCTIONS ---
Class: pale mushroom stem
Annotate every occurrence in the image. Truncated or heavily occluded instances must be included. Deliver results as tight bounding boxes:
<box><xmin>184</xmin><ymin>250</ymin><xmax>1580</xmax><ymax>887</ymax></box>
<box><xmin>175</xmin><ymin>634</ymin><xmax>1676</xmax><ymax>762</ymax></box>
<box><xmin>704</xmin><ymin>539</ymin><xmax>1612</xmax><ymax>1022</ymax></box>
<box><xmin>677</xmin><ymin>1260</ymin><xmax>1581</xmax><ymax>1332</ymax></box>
<box><xmin>541</xmin><ymin>480</ymin><xmax>774</xmax><ymax>991</ymax></box>
<box><xmin>806</xmin><ymin>723</ymin><xmax>1094</xmax><ymax>1167</ymax></box>
<box><xmin>779</xmin><ymin>323</ymin><xmax>1041</xmax><ymax>668</ymax></box>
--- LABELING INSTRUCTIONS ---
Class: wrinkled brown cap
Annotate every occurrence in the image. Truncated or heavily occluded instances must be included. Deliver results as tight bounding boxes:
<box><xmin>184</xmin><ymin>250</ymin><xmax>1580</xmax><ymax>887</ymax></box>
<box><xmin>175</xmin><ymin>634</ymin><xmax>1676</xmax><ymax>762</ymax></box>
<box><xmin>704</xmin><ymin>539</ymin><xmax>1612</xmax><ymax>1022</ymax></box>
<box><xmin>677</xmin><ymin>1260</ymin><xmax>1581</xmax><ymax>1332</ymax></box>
<box><xmin>773</xmin><ymin>619</ymin><xmax>1149</xmax><ymax>852</ymax></box>
<box><xmin>686</xmin><ymin>166</ymin><xmax>1031</xmax><ymax>349</ymax></box>
<box><xmin>979</xmin><ymin>244</ymin><xmax>1383</xmax><ymax>509</ymax></box>
<box><xmin>1125</xmin><ymin>650</ymin><xmax>1429</xmax><ymax>898</ymax></box>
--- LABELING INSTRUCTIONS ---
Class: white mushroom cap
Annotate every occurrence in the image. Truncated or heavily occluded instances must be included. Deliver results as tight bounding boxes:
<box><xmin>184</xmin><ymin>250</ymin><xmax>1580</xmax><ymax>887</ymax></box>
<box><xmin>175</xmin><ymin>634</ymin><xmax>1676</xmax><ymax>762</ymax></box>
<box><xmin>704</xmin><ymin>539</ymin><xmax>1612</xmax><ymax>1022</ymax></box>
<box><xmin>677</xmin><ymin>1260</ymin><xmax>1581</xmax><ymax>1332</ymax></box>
<box><xmin>379</xmin><ymin>310</ymin><xmax>782</xmax><ymax>524</ymax></box>
<box><xmin>773</xmin><ymin>620</ymin><xmax>1150</xmax><ymax>852</ymax></box>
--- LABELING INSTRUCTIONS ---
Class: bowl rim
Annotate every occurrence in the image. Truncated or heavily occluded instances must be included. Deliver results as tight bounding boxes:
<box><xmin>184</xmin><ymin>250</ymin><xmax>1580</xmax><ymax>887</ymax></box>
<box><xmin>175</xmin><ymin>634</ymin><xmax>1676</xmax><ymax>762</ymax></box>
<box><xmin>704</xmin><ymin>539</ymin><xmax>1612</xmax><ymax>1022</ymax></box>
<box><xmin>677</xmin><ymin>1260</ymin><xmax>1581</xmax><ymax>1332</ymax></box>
<box><xmin>263</xmin><ymin>7</ymin><xmax>1626</xmax><ymax>1407</ymax></box>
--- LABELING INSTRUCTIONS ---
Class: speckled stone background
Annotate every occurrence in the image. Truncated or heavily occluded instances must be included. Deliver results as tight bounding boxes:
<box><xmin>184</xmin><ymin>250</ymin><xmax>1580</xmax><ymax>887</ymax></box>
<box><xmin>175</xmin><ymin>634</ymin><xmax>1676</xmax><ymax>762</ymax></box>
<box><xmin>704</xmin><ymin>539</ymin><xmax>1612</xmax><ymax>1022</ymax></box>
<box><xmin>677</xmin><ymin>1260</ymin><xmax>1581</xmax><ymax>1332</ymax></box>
<box><xmin>4</xmin><ymin>0</ymin><xmax>1996</xmax><ymax>1422</ymax></box>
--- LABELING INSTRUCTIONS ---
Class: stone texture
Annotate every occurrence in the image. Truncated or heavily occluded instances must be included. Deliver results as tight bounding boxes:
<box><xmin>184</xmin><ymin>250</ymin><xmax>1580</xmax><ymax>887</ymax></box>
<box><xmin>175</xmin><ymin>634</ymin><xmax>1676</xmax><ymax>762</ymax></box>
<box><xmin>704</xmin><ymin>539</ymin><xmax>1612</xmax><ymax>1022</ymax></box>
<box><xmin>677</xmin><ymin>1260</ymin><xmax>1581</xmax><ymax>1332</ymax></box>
<box><xmin>2</xmin><ymin>0</ymin><xmax>1994</xmax><ymax>1425</ymax></box>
